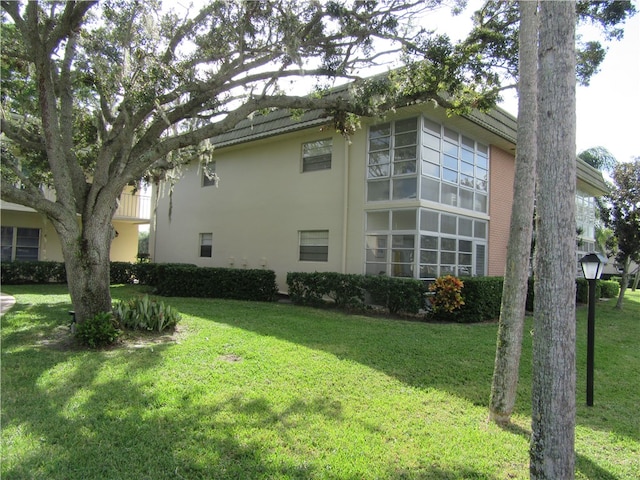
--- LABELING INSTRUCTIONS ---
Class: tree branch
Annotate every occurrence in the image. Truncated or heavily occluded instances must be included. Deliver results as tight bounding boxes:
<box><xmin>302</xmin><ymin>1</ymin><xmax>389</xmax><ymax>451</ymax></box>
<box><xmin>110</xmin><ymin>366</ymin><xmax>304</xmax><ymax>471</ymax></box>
<box><xmin>46</xmin><ymin>1</ymin><xmax>97</xmax><ymax>55</ymax></box>
<box><xmin>0</xmin><ymin>117</ymin><xmax>46</xmax><ymax>152</ymax></box>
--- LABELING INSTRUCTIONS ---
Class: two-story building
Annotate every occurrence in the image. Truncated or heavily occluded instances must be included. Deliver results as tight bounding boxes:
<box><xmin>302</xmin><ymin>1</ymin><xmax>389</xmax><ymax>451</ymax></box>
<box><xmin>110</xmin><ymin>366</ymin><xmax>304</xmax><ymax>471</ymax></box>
<box><xmin>1</xmin><ymin>188</ymin><xmax>150</xmax><ymax>264</ymax></box>
<box><xmin>149</xmin><ymin>100</ymin><xmax>608</xmax><ymax>292</ymax></box>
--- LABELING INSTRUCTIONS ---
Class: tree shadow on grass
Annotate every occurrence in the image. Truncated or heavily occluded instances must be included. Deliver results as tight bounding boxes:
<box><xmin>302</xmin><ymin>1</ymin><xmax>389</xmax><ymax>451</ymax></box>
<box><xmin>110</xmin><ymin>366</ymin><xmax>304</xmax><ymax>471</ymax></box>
<box><xmin>173</xmin><ymin>299</ymin><xmax>639</xmax><ymax>445</ymax></box>
<box><xmin>181</xmin><ymin>300</ymin><xmax>501</xmax><ymax>407</ymax></box>
<box><xmin>2</xmin><ymin>336</ymin><xmax>302</xmax><ymax>479</ymax></box>
<box><xmin>495</xmin><ymin>421</ymin><xmax>621</xmax><ymax>480</ymax></box>
<box><xmin>3</xmin><ymin>336</ymin><xmax>496</xmax><ymax>480</ymax></box>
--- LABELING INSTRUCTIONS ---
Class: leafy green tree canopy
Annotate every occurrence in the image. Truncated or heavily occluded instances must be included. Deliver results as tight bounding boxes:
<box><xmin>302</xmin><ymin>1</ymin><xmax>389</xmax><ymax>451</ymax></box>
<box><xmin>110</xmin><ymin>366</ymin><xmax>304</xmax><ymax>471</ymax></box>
<box><xmin>1</xmin><ymin>0</ymin><xmax>480</xmax><ymax>323</ymax></box>
<box><xmin>600</xmin><ymin>159</ymin><xmax>640</xmax><ymax>301</ymax></box>
<box><xmin>459</xmin><ymin>0</ymin><xmax>636</xmax><ymax>91</ymax></box>
<box><xmin>578</xmin><ymin>146</ymin><xmax>618</xmax><ymax>172</ymax></box>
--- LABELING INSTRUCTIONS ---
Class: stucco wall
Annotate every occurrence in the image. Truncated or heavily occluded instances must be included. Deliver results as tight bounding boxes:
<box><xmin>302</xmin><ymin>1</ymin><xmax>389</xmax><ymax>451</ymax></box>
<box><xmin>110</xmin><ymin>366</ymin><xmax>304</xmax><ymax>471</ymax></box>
<box><xmin>151</xmin><ymin>128</ymin><xmax>349</xmax><ymax>290</ymax></box>
<box><xmin>487</xmin><ymin>145</ymin><xmax>516</xmax><ymax>276</ymax></box>
<box><xmin>151</xmin><ymin>113</ymin><xmax>521</xmax><ymax>291</ymax></box>
<box><xmin>110</xmin><ymin>222</ymin><xmax>141</xmax><ymax>263</ymax></box>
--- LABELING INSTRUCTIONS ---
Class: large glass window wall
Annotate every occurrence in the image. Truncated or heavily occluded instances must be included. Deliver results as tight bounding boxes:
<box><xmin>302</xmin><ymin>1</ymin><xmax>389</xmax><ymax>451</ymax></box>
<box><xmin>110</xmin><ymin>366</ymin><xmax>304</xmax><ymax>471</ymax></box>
<box><xmin>365</xmin><ymin>116</ymin><xmax>490</xmax><ymax>280</ymax></box>
<box><xmin>367</xmin><ymin>116</ymin><xmax>490</xmax><ymax>214</ymax></box>
<box><xmin>365</xmin><ymin>209</ymin><xmax>487</xmax><ymax>280</ymax></box>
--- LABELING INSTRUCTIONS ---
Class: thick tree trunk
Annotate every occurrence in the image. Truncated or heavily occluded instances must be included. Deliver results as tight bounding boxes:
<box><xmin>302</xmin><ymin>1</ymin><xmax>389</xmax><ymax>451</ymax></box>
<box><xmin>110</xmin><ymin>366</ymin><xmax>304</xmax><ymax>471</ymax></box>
<box><xmin>489</xmin><ymin>0</ymin><xmax>538</xmax><ymax>425</ymax></box>
<box><xmin>55</xmin><ymin>208</ymin><xmax>115</xmax><ymax>324</ymax></box>
<box><xmin>530</xmin><ymin>2</ymin><xmax>577</xmax><ymax>479</ymax></box>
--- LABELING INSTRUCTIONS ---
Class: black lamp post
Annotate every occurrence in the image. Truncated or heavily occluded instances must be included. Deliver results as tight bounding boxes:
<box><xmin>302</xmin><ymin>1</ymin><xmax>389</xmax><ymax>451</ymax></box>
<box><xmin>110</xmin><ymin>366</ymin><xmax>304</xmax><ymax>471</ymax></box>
<box><xmin>579</xmin><ymin>252</ymin><xmax>607</xmax><ymax>407</ymax></box>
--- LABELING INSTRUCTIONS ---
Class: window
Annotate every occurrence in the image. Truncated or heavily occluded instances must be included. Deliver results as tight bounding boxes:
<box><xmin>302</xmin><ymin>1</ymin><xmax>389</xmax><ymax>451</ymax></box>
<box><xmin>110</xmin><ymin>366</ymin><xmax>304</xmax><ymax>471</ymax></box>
<box><xmin>202</xmin><ymin>162</ymin><xmax>218</xmax><ymax>187</ymax></box>
<box><xmin>1</xmin><ymin>227</ymin><xmax>40</xmax><ymax>261</ymax></box>
<box><xmin>420</xmin><ymin>119</ymin><xmax>489</xmax><ymax>213</ymax></box>
<box><xmin>302</xmin><ymin>139</ymin><xmax>333</xmax><ymax>172</ymax></box>
<box><xmin>367</xmin><ymin>118</ymin><xmax>418</xmax><ymax>201</ymax></box>
<box><xmin>367</xmin><ymin>117</ymin><xmax>488</xmax><ymax>212</ymax></box>
<box><xmin>365</xmin><ymin>209</ymin><xmax>487</xmax><ymax>279</ymax></box>
<box><xmin>575</xmin><ymin>190</ymin><xmax>596</xmax><ymax>240</ymax></box>
<box><xmin>199</xmin><ymin>233</ymin><xmax>212</xmax><ymax>257</ymax></box>
<box><xmin>299</xmin><ymin>230</ymin><xmax>329</xmax><ymax>261</ymax></box>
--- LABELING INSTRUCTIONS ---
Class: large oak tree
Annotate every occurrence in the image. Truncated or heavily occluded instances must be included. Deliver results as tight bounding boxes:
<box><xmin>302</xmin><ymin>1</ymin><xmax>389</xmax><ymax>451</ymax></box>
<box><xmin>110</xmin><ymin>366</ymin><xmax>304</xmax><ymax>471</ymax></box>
<box><xmin>2</xmin><ymin>0</ymin><xmax>479</xmax><ymax>323</ymax></box>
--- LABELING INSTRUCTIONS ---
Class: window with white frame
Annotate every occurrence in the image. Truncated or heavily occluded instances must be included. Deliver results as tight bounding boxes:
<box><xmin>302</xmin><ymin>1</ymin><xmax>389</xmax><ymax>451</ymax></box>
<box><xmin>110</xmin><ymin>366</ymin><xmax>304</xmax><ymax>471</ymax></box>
<box><xmin>302</xmin><ymin>139</ymin><xmax>333</xmax><ymax>172</ymax></box>
<box><xmin>1</xmin><ymin>226</ymin><xmax>40</xmax><ymax>261</ymax></box>
<box><xmin>420</xmin><ymin>119</ymin><xmax>489</xmax><ymax>213</ymax></box>
<box><xmin>199</xmin><ymin>233</ymin><xmax>213</xmax><ymax>257</ymax></box>
<box><xmin>366</xmin><ymin>117</ymin><xmax>489</xmax><ymax>214</ymax></box>
<box><xmin>299</xmin><ymin>230</ymin><xmax>329</xmax><ymax>261</ymax></box>
<box><xmin>575</xmin><ymin>190</ymin><xmax>596</xmax><ymax>241</ymax></box>
<box><xmin>202</xmin><ymin>162</ymin><xmax>218</xmax><ymax>187</ymax></box>
<box><xmin>365</xmin><ymin>209</ymin><xmax>487</xmax><ymax>279</ymax></box>
<box><xmin>367</xmin><ymin>118</ymin><xmax>418</xmax><ymax>201</ymax></box>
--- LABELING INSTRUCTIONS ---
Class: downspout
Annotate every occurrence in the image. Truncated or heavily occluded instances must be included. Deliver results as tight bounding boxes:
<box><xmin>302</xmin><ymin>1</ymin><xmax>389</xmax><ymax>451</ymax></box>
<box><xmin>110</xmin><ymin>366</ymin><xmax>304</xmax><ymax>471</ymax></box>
<box><xmin>341</xmin><ymin>138</ymin><xmax>350</xmax><ymax>274</ymax></box>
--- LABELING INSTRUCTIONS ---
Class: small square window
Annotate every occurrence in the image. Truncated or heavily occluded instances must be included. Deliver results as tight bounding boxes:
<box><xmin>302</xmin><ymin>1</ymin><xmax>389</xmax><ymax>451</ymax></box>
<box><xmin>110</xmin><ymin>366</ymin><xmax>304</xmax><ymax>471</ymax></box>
<box><xmin>199</xmin><ymin>233</ymin><xmax>213</xmax><ymax>257</ymax></box>
<box><xmin>302</xmin><ymin>139</ymin><xmax>332</xmax><ymax>172</ymax></box>
<box><xmin>299</xmin><ymin>230</ymin><xmax>329</xmax><ymax>261</ymax></box>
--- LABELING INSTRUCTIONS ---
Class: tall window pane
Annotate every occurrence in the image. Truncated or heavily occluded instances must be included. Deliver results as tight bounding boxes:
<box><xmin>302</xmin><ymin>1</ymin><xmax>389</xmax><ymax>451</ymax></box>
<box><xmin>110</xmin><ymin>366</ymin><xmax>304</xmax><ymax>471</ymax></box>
<box><xmin>1</xmin><ymin>226</ymin><xmax>13</xmax><ymax>262</ymax></box>
<box><xmin>199</xmin><ymin>233</ymin><xmax>213</xmax><ymax>258</ymax></box>
<box><xmin>392</xmin><ymin>210</ymin><xmax>416</xmax><ymax>230</ymax></box>
<box><xmin>15</xmin><ymin>228</ymin><xmax>39</xmax><ymax>261</ymax></box>
<box><xmin>418</xmin><ymin>116</ymin><xmax>489</xmax><ymax>213</ymax></box>
<box><xmin>367</xmin><ymin>211</ymin><xmax>389</xmax><ymax>231</ymax></box>
<box><xmin>368</xmin><ymin>180</ymin><xmax>390</xmax><ymax>201</ymax></box>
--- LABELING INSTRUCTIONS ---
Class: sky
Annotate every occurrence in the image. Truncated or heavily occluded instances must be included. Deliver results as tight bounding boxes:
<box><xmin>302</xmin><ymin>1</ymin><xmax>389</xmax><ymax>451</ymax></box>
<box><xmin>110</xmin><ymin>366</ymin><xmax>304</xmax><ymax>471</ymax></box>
<box><xmin>574</xmin><ymin>12</ymin><xmax>639</xmax><ymax>163</ymax></box>
<box><xmin>445</xmin><ymin>2</ymin><xmax>640</xmax><ymax>163</ymax></box>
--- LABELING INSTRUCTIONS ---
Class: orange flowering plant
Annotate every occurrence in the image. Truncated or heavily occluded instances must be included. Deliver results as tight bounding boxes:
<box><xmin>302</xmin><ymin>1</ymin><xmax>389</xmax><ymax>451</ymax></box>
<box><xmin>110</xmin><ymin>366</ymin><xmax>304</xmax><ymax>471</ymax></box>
<box><xmin>428</xmin><ymin>275</ymin><xmax>465</xmax><ymax>313</ymax></box>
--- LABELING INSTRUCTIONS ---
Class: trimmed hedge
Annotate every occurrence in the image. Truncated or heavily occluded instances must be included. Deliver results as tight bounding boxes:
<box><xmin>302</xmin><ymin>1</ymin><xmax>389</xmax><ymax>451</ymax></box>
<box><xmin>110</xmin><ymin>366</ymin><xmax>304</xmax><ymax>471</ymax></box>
<box><xmin>153</xmin><ymin>264</ymin><xmax>278</xmax><ymax>302</ymax></box>
<box><xmin>287</xmin><ymin>272</ymin><xmax>366</xmax><ymax>309</ymax></box>
<box><xmin>286</xmin><ymin>272</ymin><xmax>426</xmax><ymax>315</ymax></box>
<box><xmin>364</xmin><ymin>275</ymin><xmax>426</xmax><ymax>315</ymax></box>
<box><xmin>575</xmin><ymin>278</ymin><xmax>620</xmax><ymax>303</ymax></box>
<box><xmin>0</xmin><ymin>261</ymin><xmax>67</xmax><ymax>284</ymax></box>
<box><xmin>110</xmin><ymin>262</ymin><xmax>136</xmax><ymax>285</ymax></box>
<box><xmin>2</xmin><ymin>259</ymin><xmax>622</xmax><ymax>316</ymax></box>
<box><xmin>443</xmin><ymin>276</ymin><xmax>504</xmax><ymax>323</ymax></box>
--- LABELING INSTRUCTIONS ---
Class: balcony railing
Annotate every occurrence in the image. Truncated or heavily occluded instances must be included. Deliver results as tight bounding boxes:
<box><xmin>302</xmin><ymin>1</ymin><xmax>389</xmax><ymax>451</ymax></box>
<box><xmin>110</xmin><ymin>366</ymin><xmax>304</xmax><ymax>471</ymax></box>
<box><xmin>115</xmin><ymin>193</ymin><xmax>151</xmax><ymax>221</ymax></box>
<box><xmin>2</xmin><ymin>188</ymin><xmax>151</xmax><ymax>222</ymax></box>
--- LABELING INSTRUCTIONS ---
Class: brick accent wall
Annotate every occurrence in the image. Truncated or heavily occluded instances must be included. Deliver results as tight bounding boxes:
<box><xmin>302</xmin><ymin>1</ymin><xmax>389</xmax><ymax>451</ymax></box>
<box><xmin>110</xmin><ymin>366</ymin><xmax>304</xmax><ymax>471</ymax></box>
<box><xmin>488</xmin><ymin>146</ymin><xmax>516</xmax><ymax>276</ymax></box>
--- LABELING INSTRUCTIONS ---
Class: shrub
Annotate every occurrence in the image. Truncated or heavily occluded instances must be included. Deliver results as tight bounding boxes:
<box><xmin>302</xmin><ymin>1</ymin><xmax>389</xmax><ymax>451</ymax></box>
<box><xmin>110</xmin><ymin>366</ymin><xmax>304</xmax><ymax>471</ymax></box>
<box><xmin>428</xmin><ymin>275</ymin><xmax>465</xmax><ymax>314</ymax></box>
<box><xmin>154</xmin><ymin>265</ymin><xmax>278</xmax><ymax>302</ymax></box>
<box><xmin>75</xmin><ymin>311</ymin><xmax>121</xmax><ymax>348</ymax></box>
<box><xmin>110</xmin><ymin>262</ymin><xmax>135</xmax><ymax>284</ymax></box>
<box><xmin>576</xmin><ymin>278</ymin><xmax>603</xmax><ymax>304</ymax></box>
<box><xmin>363</xmin><ymin>275</ymin><xmax>426</xmax><ymax>315</ymax></box>
<box><xmin>131</xmin><ymin>262</ymin><xmax>198</xmax><ymax>287</ymax></box>
<box><xmin>113</xmin><ymin>295</ymin><xmax>181</xmax><ymax>332</ymax></box>
<box><xmin>1</xmin><ymin>261</ymin><xmax>66</xmax><ymax>284</ymax></box>
<box><xmin>286</xmin><ymin>272</ymin><xmax>366</xmax><ymax>309</ymax></box>
<box><xmin>600</xmin><ymin>280</ymin><xmax>620</xmax><ymax>299</ymax></box>
<box><xmin>287</xmin><ymin>272</ymin><xmax>426</xmax><ymax>315</ymax></box>
<box><xmin>287</xmin><ymin>272</ymin><xmax>333</xmax><ymax>307</ymax></box>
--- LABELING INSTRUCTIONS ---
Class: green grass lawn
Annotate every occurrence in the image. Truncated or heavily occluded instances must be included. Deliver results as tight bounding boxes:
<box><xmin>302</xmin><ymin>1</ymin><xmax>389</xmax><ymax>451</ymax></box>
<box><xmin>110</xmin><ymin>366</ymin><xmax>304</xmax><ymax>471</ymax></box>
<box><xmin>1</xmin><ymin>285</ymin><xmax>638</xmax><ymax>480</ymax></box>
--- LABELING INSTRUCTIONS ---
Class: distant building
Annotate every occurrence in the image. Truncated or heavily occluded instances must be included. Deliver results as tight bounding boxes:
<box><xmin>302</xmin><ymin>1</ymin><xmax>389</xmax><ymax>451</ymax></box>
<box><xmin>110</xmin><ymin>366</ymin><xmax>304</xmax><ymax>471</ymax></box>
<box><xmin>1</xmin><ymin>187</ymin><xmax>150</xmax><ymax>264</ymax></box>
